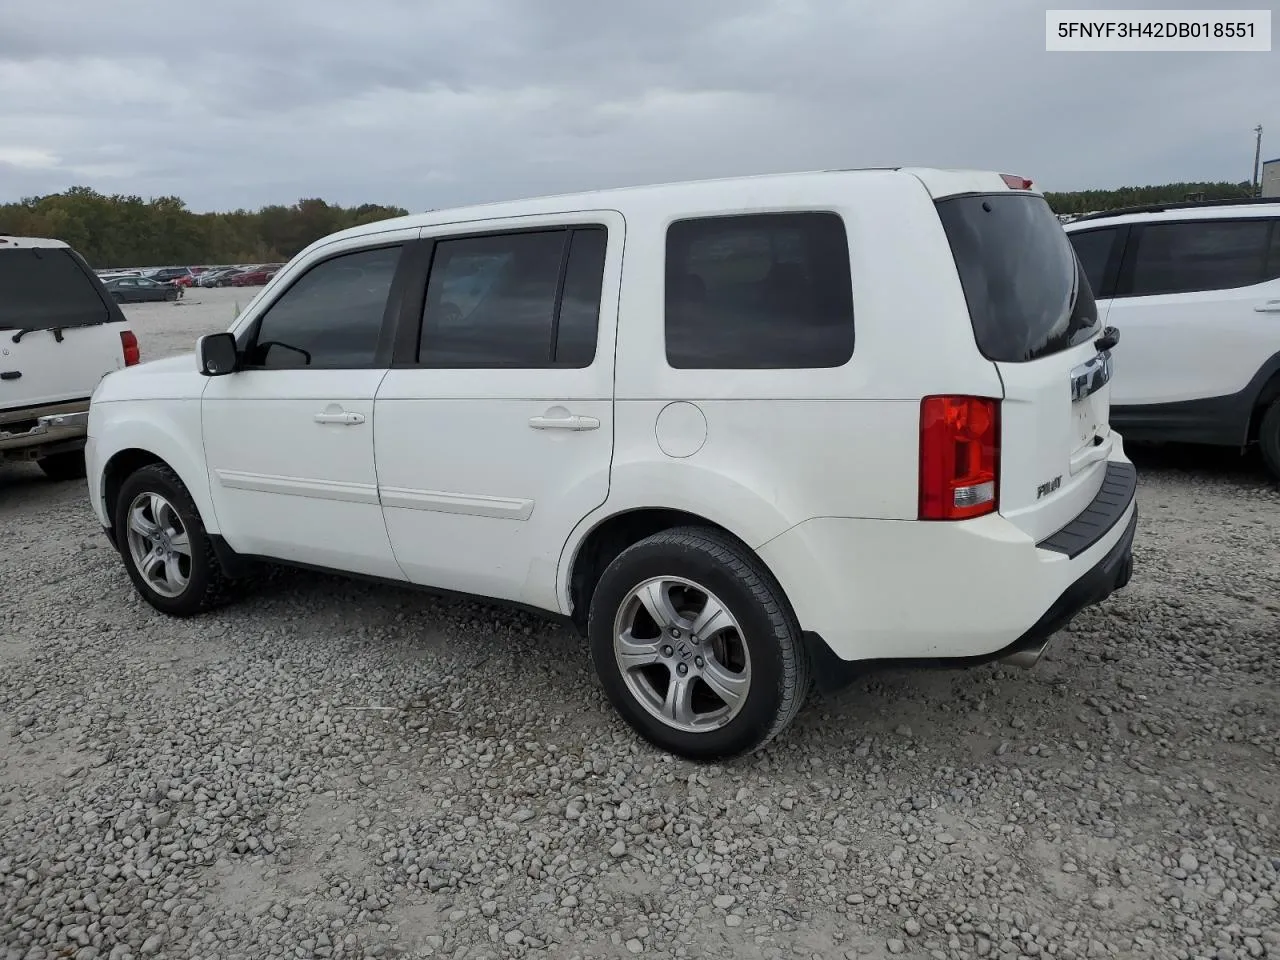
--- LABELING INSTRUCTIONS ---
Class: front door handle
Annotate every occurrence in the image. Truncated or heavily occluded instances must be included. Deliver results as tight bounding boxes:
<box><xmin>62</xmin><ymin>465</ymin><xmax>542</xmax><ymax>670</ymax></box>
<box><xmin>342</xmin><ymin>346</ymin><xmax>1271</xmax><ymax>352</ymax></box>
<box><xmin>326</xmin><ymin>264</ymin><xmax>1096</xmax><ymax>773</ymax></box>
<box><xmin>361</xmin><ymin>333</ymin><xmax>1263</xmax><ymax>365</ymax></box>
<box><xmin>314</xmin><ymin>410</ymin><xmax>365</xmax><ymax>425</ymax></box>
<box><xmin>1255</xmin><ymin>300</ymin><xmax>1280</xmax><ymax>313</ymax></box>
<box><xmin>528</xmin><ymin>414</ymin><xmax>600</xmax><ymax>431</ymax></box>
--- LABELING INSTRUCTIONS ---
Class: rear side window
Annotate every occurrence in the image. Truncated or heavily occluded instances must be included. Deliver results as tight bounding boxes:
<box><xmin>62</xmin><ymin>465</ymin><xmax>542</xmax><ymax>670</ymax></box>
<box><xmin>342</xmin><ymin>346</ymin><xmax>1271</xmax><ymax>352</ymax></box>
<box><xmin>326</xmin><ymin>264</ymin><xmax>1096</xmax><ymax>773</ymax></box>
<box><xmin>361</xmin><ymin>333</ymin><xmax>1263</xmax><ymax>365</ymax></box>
<box><xmin>246</xmin><ymin>245</ymin><xmax>402</xmax><ymax>369</ymax></box>
<box><xmin>664</xmin><ymin>212</ymin><xmax>854</xmax><ymax>369</ymax></box>
<box><xmin>0</xmin><ymin>248</ymin><xmax>109</xmax><ymax>332</ymax></box>
<box><xmin>417</xmin><ymin>226</ymin><xmax>606</xmax><ymax>368</ymax></box>
<box><xmin>1127</xmin><ymin>220</ymin><xmax>1272</xmax><ymax>296</ymax></box>
<box><xmin>1067</xmin><ymin>227</ymin><xmax>1119</xmax><ymax>297</ymax></box>
<box><xmin>936</xmin><ymin>194</ymin><xmax>1098</xmax><ymax>363</ymax></box>
<box><xmin>1268</xmin><ymin>222</ymin><xmax>1280</xmax><ymax>280</ymax></box>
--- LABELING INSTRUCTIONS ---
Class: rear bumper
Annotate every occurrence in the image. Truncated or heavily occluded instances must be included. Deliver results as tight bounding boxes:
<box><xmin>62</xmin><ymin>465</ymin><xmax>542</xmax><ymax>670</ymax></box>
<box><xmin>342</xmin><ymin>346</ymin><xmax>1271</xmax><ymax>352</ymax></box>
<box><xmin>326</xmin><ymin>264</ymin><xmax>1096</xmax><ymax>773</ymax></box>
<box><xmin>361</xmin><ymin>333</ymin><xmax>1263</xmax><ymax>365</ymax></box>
<box><xmin>0</xmin><ymin>400</ymin><xmax>90</xmax><ymax>458</ymax></box>
<box><xmin>999</xmin><ymin>502</ymin><xmax>1136</xmax><ymax>661</ymax></box>
<box><xmin>758</xmin><ymin>447</ymin><xmax>1138</xmax><ymax>666</ymax></box>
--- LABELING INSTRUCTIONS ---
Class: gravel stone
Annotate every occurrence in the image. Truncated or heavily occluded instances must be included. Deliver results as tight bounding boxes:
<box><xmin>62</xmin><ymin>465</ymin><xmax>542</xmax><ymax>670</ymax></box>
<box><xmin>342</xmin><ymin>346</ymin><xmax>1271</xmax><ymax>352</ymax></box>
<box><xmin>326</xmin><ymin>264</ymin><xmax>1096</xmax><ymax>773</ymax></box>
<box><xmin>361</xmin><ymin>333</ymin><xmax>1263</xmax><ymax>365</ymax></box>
<box><xmin>1</xmin><ymin>303</ymin><xmax>1277</xmax><ymax>959</ymax></box>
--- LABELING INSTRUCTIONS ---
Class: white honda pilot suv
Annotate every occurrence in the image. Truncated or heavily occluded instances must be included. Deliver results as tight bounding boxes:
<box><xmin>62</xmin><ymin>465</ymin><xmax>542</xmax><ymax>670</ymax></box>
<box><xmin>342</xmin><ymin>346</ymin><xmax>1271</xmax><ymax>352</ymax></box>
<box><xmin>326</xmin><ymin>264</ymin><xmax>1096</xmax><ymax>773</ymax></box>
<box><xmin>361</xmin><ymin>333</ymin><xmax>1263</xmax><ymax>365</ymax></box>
<box><xmin>87</xmin><ymin>168</ymin><xmax>1138</xmax><ymax>759</ymax></box>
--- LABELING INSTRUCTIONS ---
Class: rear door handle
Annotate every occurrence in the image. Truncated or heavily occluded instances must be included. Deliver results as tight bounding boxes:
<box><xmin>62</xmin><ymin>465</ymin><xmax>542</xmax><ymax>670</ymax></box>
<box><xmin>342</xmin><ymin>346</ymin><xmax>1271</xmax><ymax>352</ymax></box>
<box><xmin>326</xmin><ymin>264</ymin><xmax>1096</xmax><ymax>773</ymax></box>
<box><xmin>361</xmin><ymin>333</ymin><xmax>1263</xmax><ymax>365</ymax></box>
<box><xmin>1255</xmin><ymin>300</ymin><xmax>1280</xmax><ymax>313</ymax></box>
<box><xmin>314</xmin><ymin>411</ymin><xmax>365</xmax><ymax>425</ymax></box>
<box><xmin>528</xmin><ymin>414</ymin><xmax>600</xmax><ymax>431</ymax></box>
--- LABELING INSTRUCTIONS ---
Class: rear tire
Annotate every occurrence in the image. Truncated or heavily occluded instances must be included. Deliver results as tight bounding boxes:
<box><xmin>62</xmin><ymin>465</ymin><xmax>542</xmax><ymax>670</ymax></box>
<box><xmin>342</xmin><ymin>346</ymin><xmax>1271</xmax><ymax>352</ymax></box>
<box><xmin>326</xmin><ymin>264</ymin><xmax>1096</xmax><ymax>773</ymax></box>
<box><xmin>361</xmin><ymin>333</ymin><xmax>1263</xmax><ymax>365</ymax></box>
<box><xmin>1259</xmin><ymin>399</ymin><xmax>1280</xmax><ymax>482</ymax></box>
<box><xmin>587</xmin><ymin>526</ymin><xmax>811</xmax><ymax>761</ymax></box>
<box><xmin>37</xmin><ymin>450</ymin><xmax>87</xmax><ymax>481</ymax></box>
<box><xmin>113</xmin><ymin>463</ymin><xmax>236</xmax><ymax>616</ymax></box>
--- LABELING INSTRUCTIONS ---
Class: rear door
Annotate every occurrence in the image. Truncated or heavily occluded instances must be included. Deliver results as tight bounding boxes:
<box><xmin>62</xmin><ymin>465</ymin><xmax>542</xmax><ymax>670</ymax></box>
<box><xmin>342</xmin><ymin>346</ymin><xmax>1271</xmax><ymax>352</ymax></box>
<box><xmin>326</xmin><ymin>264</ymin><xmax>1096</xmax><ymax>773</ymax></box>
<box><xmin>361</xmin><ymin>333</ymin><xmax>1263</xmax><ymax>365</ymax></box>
<box><xmin>935</xmin><ymin>191</ymin><xmax>1116</xmax><ymax>543</ymax></box>
<box><xmin>1098</xmin><ymin>217</ymin><xmax>1280</xmax><ymax>409</ymax></box>
<box><xmin>0</xmin><ymin>245</ymin><xmax>129</xmax><ymax>410</ymax></box>
<box><xmin>373</xmin><ymin>215</ymin><xmax>620</xmax><ymax>610</ymax></box>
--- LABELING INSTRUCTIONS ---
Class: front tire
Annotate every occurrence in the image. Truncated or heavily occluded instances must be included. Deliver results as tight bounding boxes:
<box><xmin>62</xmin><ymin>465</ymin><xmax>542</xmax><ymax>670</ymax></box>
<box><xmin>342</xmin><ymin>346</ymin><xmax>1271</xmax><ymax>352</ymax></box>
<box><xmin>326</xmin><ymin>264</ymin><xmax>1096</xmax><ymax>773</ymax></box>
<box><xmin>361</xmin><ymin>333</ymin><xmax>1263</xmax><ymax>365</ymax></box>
<box><xmin>113</xmin><ymin>463</ymin><xmax>235</xmax><ymax>616</ymax></box>
<box><xmin>37</xmin><ymin>450</ymin><xmax>87</xmax><ymax>481</ymax></box>
<box><xmin>588</xmin><ymin>527</ymin><xmax>811</xmax><ymax>761</ymax></box>
<box><xmin>1259</xmin><ymin>399</ymin><xmax>1280</xmax><ymax>482</ymax></box>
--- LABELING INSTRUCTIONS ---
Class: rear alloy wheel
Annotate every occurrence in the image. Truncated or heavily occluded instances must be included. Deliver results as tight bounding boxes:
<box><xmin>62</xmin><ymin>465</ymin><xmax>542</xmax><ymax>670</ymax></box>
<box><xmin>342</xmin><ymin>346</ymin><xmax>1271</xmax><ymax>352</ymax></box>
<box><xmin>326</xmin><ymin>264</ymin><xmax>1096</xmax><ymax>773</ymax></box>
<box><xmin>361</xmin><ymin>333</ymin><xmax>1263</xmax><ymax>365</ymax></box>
<box><xmin>37</xmin><ymin>450</ymin><xmax>87</xmax><ymax>481</ymax></box>
<box><xmin>614</xmin><ymin>576</ymin><xmax>752</xmax><ymax>733</ymax></box>
<box><xmin>114</xmin><ymin>463</ymin><xmax>236</xmax><ymax>615</ymax></box>
<box><xmin>589</xmin><ymin>527</ymin><xmax>810</xmax><ymax>760</ymax></box>
<box><xmin>1259</xmin><ymin>398</ymin><xmax>1280</xmax><ymax>482</ymax></box>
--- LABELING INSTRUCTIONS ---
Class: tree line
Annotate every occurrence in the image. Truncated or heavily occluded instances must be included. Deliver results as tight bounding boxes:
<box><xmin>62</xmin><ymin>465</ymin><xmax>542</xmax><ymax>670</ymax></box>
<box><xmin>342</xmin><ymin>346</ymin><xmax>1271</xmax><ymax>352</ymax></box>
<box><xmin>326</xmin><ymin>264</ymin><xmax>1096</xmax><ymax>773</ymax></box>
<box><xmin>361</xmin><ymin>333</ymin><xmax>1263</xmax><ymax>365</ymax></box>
<box><xmin>1043</xmin><ymin>180</ymin><xmax>1255</xmax><ymax>215</ymax></box>
<box><xmin>0</xmin><ymin>187</ymin><xmax>408</xmax><ymax>269</ymax></box>
<box><xmin>0</xmin><ymin>179</ymin><xmax>1262</xmax><ymax>268</ymax></box>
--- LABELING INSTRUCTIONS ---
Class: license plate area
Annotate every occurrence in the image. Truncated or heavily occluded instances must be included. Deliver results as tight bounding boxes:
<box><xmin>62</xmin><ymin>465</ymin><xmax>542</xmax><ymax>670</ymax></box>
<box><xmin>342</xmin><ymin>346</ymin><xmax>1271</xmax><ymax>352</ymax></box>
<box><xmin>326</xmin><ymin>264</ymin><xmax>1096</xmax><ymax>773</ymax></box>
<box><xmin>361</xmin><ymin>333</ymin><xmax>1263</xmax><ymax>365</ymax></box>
<box><xmin>1072</xmin><ymin>393</ymin><xmax>1109</xmax><ymax>452</ymax></box>
<box><xmin>1070</xmin><ymin>350</ymin><xmax>1113</xmax><ymax>452</ymax></box>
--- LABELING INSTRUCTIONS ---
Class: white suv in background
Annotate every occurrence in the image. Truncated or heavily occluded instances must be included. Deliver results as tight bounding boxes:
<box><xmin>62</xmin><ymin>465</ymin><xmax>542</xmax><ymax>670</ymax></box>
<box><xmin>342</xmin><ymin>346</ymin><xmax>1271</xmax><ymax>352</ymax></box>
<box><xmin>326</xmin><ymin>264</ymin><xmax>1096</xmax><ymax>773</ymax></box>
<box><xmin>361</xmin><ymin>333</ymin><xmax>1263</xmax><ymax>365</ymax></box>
<box><xmin>87</xmin><ymin>168</ymin><xmax>1137</xmax><ymax>759</ymax></box>
<box><xmin>1</xmin><ymin>236</ymin><xmax>141</xmax><ymax>479</ymax></box>
<box><xmin>1064</xmin><ymin>198</ymin><xmax>1280</xmax><ymax>478</ymax></box>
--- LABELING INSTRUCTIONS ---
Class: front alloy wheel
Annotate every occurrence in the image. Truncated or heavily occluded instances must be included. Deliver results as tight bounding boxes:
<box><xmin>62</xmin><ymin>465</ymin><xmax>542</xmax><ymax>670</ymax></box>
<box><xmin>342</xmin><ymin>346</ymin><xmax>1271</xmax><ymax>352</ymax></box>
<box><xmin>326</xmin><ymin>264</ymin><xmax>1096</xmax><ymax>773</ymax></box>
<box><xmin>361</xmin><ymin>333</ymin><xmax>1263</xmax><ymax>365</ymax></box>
<box><xmin>124</xmin><ymin>492</ymin><xmax>192</xmax><ymax>598</ymax></box>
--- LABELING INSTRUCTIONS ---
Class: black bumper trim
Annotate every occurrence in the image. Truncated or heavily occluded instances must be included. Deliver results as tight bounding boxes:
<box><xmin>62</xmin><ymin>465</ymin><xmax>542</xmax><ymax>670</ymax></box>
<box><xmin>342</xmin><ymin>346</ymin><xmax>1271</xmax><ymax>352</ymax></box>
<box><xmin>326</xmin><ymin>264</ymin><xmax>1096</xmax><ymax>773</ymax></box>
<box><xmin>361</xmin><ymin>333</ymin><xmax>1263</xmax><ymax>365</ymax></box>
<box><xmin>1037</xmin><ymin>461</ymin><xmax>1136</xmax><ymax>559</ymax></box>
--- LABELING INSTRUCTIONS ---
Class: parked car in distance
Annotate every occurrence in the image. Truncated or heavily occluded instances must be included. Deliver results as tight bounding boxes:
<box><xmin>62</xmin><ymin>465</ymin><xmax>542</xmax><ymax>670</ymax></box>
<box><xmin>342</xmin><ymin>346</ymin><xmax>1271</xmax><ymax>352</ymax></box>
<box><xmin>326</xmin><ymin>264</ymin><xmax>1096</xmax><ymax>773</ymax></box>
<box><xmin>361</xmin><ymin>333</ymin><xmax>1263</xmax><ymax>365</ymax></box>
<box><xmin>228</xmin><ymin>266</ymin><xmax>279</xmax><ymax>287</ymax></box>
<box><xmin>144</xmin><ymin>267</ymin><xmax>195</xmax><ymax>285</ymax></box>
<box><xmin>87</xmin><ymin>168</ymin><xmax>1137</xmax><ymax>760</ymax></box>
<box><xmin>199</xmin><ymin>268</ymin><xmax>241</xmax><ymax>287</ymax></box>
<box><xmin>1064</xmin><ymin>197</ymin><xmax>1280</xmax><ymax>479</ymax></box>
<box><xmin>1</xmin><ymin>235</ymin><xmax>140</xmax><ymax>478</ymax></box>
<box><xmin>103</xmin><ymin>276</ymin><xmax>182</xmax><ymax>303</ymax></box>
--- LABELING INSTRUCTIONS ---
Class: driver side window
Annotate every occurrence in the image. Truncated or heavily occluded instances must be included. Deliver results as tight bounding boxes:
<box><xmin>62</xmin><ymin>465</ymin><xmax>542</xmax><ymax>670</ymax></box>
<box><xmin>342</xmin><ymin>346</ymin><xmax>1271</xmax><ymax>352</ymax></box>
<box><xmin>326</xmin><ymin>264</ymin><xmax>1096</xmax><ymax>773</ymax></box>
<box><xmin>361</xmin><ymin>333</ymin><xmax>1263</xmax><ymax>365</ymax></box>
<box><xmin>245</xmin><ymin>245</ymin><xmax>403</xmax><ymax>369</ymax></box>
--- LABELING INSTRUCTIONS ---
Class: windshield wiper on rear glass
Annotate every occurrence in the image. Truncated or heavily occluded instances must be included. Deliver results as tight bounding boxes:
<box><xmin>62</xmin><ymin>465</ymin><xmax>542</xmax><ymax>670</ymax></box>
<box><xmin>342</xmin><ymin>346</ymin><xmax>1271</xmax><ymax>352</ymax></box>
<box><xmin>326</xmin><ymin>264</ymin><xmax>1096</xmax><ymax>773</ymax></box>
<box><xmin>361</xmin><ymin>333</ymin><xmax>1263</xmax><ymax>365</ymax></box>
<box><xmin>10</xmin><ymin>327</ymin><xmax>67</xmax><ymax>344</ymax></box>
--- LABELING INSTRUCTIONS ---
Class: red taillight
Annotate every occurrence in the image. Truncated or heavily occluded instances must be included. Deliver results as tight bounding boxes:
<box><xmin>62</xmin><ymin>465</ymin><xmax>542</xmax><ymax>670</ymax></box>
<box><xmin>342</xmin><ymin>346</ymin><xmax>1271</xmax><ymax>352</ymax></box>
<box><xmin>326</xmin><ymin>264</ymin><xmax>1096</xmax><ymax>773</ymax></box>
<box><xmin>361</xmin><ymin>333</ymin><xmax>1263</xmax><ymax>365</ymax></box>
<box><xmin>120</xmin><ymin>329</ymin><xmax>140</xmax><ymax>366</ymax></box>
<box><xmin>1000</xmin><ymin>173</ymin><xmax>1034</xmax><ymax>190</ymax></box>
<box><xmin>919</xmin><ymin>395</ymin><xmax>1000</xmax><ymax>521</ymax></box>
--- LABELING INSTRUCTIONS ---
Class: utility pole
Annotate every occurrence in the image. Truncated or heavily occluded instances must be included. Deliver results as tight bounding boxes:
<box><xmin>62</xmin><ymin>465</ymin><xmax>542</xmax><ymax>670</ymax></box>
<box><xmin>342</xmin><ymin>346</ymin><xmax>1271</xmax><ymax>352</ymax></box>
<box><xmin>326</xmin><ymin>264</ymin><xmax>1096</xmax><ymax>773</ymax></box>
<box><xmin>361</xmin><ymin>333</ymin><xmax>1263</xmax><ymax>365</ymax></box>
<box><xmin>1253</xmin><ymin>125</ymin><xmax>1263</xmax><ymax>196</ymax></box>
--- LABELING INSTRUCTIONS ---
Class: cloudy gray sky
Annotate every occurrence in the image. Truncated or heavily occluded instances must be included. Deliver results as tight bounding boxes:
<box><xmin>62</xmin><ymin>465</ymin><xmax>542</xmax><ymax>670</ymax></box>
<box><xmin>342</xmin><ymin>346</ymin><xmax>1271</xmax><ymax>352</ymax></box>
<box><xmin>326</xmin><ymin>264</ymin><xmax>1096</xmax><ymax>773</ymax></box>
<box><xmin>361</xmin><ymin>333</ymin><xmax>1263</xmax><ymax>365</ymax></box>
<box><xmin>1</xmin><ymin>0</ymin><xmax>1275</xmax><ymax>212</ymax></box>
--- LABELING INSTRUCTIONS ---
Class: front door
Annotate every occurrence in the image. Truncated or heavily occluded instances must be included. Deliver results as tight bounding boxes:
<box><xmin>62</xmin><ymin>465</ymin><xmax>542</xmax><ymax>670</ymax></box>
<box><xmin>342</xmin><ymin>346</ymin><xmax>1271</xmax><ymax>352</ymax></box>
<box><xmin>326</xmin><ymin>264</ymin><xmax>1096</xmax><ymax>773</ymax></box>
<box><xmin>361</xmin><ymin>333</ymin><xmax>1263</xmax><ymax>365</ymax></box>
<box><xmin>202</xmin><ymin>238</ymin><xmax>411</xmax><ymax>579</ymax></box>
<box><xmin>374</xmin><ymin>215</ymin><xmax>622</xmax><ymax>610</ymax></box>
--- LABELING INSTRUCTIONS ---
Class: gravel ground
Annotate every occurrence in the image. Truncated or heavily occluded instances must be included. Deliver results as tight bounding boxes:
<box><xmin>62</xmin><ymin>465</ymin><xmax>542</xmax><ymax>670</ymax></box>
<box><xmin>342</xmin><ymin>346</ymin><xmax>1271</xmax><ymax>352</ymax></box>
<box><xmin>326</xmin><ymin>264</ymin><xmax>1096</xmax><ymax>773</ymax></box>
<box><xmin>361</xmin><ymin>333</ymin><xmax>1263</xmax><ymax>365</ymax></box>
<box><xmin>2</xmin><ymin>293</ymin><xmax>1278</xmax><ymax>960</ymax></box>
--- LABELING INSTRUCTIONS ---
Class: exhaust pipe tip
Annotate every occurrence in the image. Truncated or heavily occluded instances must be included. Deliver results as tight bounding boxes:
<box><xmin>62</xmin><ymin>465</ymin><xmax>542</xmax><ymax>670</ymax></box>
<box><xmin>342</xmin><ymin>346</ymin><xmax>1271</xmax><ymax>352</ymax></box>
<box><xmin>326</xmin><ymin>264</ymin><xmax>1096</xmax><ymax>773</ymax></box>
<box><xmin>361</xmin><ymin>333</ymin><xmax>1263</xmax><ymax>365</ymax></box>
<box><xmin>1000</xmin><ymin>639</ymin><xmax>1049</xmax><ymax>669</ymax></box>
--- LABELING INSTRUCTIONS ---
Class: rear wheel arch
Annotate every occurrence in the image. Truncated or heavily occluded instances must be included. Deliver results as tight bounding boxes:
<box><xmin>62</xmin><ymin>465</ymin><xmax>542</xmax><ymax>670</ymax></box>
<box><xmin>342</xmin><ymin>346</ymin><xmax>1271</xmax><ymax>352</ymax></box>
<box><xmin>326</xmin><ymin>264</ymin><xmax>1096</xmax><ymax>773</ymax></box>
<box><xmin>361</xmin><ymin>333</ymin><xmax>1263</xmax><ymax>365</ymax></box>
<box><xmin>1246</xmin><ymin>365</ymin><xmax>1280</xmax><ymax>444</ymax></box>
<box><xmin>564</xmin><ymin>507</ymin><xmax>792</xmax><ymax>636</ymax></box>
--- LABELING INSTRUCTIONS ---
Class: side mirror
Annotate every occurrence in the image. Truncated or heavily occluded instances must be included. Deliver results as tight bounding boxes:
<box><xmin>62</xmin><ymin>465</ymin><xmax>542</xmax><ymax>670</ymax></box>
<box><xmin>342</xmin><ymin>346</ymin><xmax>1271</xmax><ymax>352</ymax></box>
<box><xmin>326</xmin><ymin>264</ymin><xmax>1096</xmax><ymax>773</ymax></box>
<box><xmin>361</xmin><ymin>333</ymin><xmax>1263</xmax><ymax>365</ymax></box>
<box><xmin>197</xmin><ymin>332</ymin><xmax>239</xmax><ymax>377</ymax></box>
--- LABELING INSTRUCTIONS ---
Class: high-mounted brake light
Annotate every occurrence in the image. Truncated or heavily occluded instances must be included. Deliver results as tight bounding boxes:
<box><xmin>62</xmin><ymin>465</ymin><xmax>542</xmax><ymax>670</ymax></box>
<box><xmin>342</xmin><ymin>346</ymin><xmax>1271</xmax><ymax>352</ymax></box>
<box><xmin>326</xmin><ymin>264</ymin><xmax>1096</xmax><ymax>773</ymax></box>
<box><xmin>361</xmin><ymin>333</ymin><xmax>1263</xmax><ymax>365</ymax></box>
<box><xmin>120</xmin><ymin>329</ymin><xmax>140</xmax><ymax>366</ymax></box>
<box><xmin>1000</xmin><ymin>174</ymin><xmax>1034</xmax><ymax>190</ymax></box>
<box><xmin>919</xmin><ymin>396</ymin><xmax>1000</xmax><ymax>521</ymax></box>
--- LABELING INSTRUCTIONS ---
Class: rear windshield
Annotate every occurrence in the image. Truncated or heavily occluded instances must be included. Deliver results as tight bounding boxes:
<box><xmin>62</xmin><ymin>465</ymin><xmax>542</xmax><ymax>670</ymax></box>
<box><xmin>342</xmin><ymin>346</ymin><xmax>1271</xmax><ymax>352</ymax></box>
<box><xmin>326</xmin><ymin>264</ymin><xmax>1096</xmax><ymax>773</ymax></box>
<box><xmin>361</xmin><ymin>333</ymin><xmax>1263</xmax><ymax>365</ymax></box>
<box><xmin>0</xmin><ymin>248</ymin><xmax>110</xmax><ymax>331</ymax></box>
<box><xmin>935</xmin><ymin>193</ymin><xmax>1098</xmax><ymax>363</ymax></box>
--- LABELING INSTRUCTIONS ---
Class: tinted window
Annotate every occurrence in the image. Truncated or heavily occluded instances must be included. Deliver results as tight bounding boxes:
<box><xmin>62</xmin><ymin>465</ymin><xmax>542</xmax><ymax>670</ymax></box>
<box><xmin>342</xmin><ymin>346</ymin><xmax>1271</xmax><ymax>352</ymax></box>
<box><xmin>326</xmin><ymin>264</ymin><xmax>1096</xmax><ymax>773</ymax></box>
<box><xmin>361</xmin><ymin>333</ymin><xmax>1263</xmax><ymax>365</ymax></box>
<box><xmin>1067</xmin><ymin>228</ymin><xmax>1118</xmax><ymax>296</ymax></box>
<box><xmin>936</xmin><ymin>194</ymin><xmax>1097</xmax><ymax>363</ymax></box>
<box><xmin>1268</xmin><ymin>222</ymin><xmax>1280</xmax><ymax>280</ymax></box>
<box><xmin>0</xmin><ymin>248</ymin><xmax>109</xmax><ymax>331</ymax></box>
<box><xmin>664</xmin><ymin>212</ymin><xmax>854</xmax><ymax>369</ymax></box>
<box><xmin>1129</xmin><ymin>220</ymin><xmax>1271</xmax><ymax>297</ymax></box>
<box><xmin>247</xmin><ymin>245</ymin><xmax>401</xmax><ymax>369</ymax></box>
<box><xmin>555</xmin><ymin>227</ymin><xmax>607</xmax><ymax>366</ymax></box>
<box><xmin>418</xmin><ymin>227</ymin><xmax>606</xmax><ymax>368</ymax></box>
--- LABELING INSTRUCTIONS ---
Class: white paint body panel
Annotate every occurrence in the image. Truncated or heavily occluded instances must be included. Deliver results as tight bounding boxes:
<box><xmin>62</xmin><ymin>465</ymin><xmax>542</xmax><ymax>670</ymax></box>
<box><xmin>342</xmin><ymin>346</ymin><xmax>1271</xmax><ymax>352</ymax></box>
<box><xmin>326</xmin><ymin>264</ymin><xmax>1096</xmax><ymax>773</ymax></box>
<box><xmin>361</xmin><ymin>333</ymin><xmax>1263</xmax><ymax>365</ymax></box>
<box><xmin>201</xmin><ymin>368</ymin><xmax>403</xmax><ymax>579</ymax></box>
<box><xmin>87</xmin><ymin>168</ymin><xmax>1137</xmax><ymax>665</ymax></box>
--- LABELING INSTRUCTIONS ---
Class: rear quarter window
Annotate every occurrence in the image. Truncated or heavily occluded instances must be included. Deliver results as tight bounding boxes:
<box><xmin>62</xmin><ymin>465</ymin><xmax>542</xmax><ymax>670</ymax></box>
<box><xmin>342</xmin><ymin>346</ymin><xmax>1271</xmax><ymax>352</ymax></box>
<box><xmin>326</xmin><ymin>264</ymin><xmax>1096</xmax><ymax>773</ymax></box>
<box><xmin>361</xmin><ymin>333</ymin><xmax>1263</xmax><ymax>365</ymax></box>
<box><xmin>0</xmin><ymin>248</ymin><xmax>110</xmax><ymax>331</ymax></box>
<box><xmin>664</xmin><ymin>211</ymin><xmax>855</xmax><ymax>369</ymax></box>
<box><xmin>936</xmin><ymin>194</ymin><xmax>1098</xmax><ymax>363</ymax></box>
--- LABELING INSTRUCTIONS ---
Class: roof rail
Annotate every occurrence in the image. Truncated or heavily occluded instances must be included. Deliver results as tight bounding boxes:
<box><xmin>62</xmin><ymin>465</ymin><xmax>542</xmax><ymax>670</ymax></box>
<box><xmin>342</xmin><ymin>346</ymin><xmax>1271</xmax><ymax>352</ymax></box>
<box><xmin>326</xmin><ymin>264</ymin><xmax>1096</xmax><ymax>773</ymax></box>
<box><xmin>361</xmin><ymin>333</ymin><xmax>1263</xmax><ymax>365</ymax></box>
<box><xmin>1070</xmin><ymin>195</ymin><xmax>1280</xmax><ymax>222</ymax></box>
